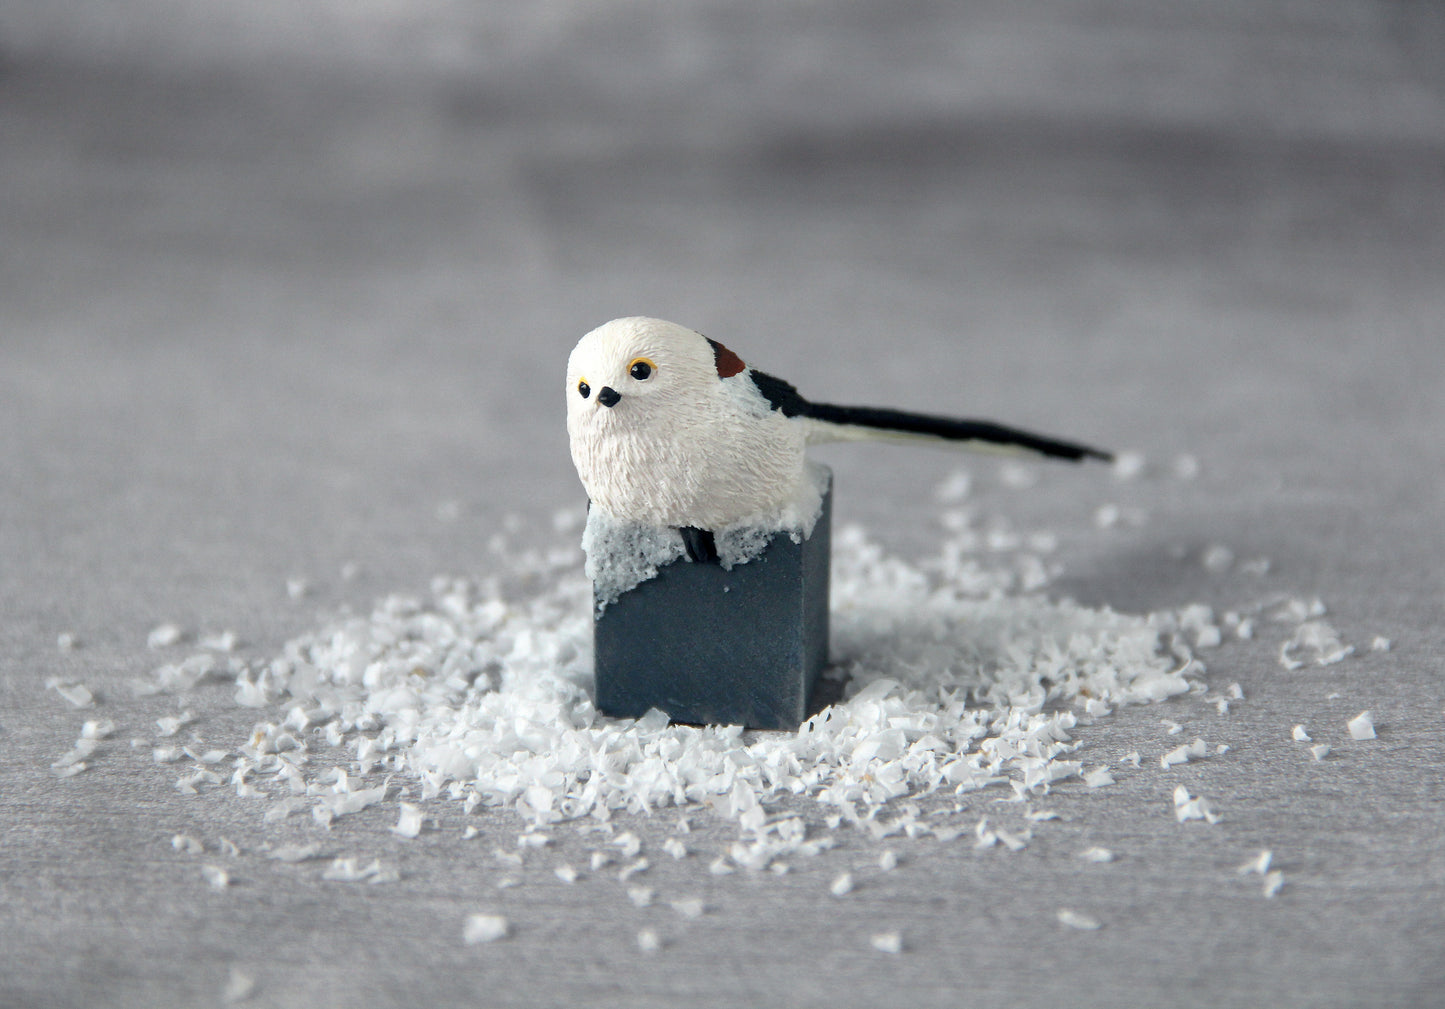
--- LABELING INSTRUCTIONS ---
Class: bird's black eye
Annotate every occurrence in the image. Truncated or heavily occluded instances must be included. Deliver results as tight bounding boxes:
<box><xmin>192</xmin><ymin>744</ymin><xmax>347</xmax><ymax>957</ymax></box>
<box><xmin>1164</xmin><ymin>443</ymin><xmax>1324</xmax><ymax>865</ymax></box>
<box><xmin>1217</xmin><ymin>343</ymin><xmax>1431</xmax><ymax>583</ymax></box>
<box><xmin>628</xmin><ymin>357</ymin><xmax>655</xmax><ymax>381</ymax></box>
<box><xmin>577</xmin><ymin>380</ymin><xmax>591</xmax><ymax>399</ymax></box>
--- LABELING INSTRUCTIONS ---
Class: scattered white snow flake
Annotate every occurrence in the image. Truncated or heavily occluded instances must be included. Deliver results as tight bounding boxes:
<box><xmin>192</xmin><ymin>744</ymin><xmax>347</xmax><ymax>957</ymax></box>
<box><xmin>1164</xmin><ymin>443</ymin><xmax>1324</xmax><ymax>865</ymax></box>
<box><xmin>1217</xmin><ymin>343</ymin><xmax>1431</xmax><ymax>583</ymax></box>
<box><xmin>1262</xmin><ymin>871</ymin><xmax>1285</xmax><ymax>898</ymax></box>
<box><xmin>1280</xmin><ymin>620</ymin><xmax>1354</xmax><ymax>669</ymax></box>
<box><xmin>1227</xmin><ymin>683</ymin><xmax>1245</xmax><ymax>700</ymax></box>
<box><xmin>1215</xmin><ymin>744</ymin><xmax>1229</xmax><ymax>755</ymax></box>
<box><xmin>1094</xmin><ymin>504</ymin><xmax>1121</xmax><ymax>529</ymax></box>
<box><xmin>155</xmin><ymin>712</ymin><xmax>193</xmax><ymax>737</ymax></box>
<box><xmin>1161</xmin><ymin>738</ymin><xmax>1209</xmax><ymax>768</ymax></box>
<box><xmin>612</xmin><ymin>832</ymin><xmax>642</xmax><ymax>859</ymax></box>
<box><xmin>1239</xmin><ymin>557</ymin><xmax>1271</xmax><ymax>577</ymax></box>
<box><xmin>80</xmin><ymin>719</ymin><xmax>115</xmax><ymax>740</ymax></box>
<box><xmin>627</xmin><ymin>886</ymin><xmax>654</xmax><ymax>908</ymax></box>
<box><xmin>1083</xmin><ymin>767</ymin><xmax>1115</xmax><ymax>788</ymax></box>
<box><xmin>830</xmin><ymin>872</ymin><xmax>855</xmax><ymax>897</ymax></box>
<box><xmin>147</xmin><ymin>624</ymin><xmax>185</xmax><ymax>649</ymax></box>
<box><xmin>462</xmin><ymin>826</ymin><xmax>480</xmax><ymax>841</ymax></box>
<box><xmin>618</xmin><ymin>858</ymin><xmax>649</xmax><ymax>882</ymax></box>
<box><xmin>1347</xmin><ymin>711</ymin><xmax>1376</xmax><ymax>740</ymax></box>
<box><xmin>1161</xmin><ymin>720</ymin><xmax>1183</xmax><ymax>735</ymax></box>
<box><xmin>554</xmin><ymin>864</ymin><xmax>579</xmax><ymax>884</ymax></box>
<box><xmin>1371</xmin><ymin>636</ymin><xmax>1392</xmax><ymax>653</ymax></box>
<box><xmin>1291</xmin><ymin>725</ymin><xmax>1312</xmax><ymax>742</ymax></box>
<box><xmin>589</xmin><ymin>851</ymin><xmax>614</xmax><ymax>871</ymax></box>
<box><xmin>996</xmin><ymin>827</ymin><xmax>1030</xmax><ymax>852</ymax></box>
<box><xmin>171</xmin><ymin>834</ymin><xmax>205</xmax><ymax>855</ymax></box>
<box><xmin>56</xmin><ymin>632</ymin><xmax>78</xmax><ymax>652</ymax></box>
<box><xmin>1309</xmin><ymin>744</ymin><xmax>1332</xmax><ymax>761</ymax></box>
<box><xmin>219</xmin><ymin>838</ymin><xmax>240</xmax><ymax>857</ymax></box>
<box><xmin>463</xmin><ymin>914</ymin><xmax>509</xmax><ymax>945</ymax></box>
<box><xmin>322</xmin><ymin>858</ymin><xmax>396</xmax><ymax>883</ymax></box>
<box><xmin>1079</xmin><ymin>847</ymin><xmax>1115</xmax><ymax>863</ymax></box>
<box><xmin>1111</xmin><ymin>451</ymin><xmax>1146</xmax><ymax>480</ymax></box>
<box><xmin>340</xmin><ymin>561</ymin><xmax>362</xmax><ymax>581</ymax></box>
<box><xmin>1057</xmin><ymin>909</ymin><xmax>1102</xmax><ymax>931</ymax></box>
<box><xmin>200</xmin><ymin>630</ymin><xmax>239</xmax><ymax>652</ymax></box>
<box><xmin>636</xmin><ymin>928</ymin><xmax>662</xmax><ymax>953</ymax></box>
<box><xmin>708</xmin><ymin>858</ymin><xmax>735</xmax><ymax>876</ymax></box>
<box><xmin>662</xmin><ymin>838</ymin><xmax>688</xmax><ymax>860</ymax></box>
<box><xmin>1173</xmin><ymin>786</ymin><xmax>1220</xmax><ymax>824</ymax></box>
<box><xmin>869</xmin><ymin>932</ymin><xmax>903</xmax><ymax>955</ymax></box>
<box><xmin>1237</xmin><ymin>851</ymin><xmax>1272</xmax><ymax>876</ymax></box>
<box><xmin>878</xmin><ymin>850</ymin><xmax>898</xmax><ymax>871</ymax></box>
<box><xmin>1201</xmin><ymin>545</ymin><xmax>1234</xmax><ymax>574</ymax></box>
<box><xmin>517</xmin><ymin>832</ymin><xmax>551</xmax><ymax>849</ymax></box>
<box><xmin>221</xmin><ymin>967</ymin><xmax>256</xmax><ymax>1004</ymax></box>
<box><xmin>52</xmin><ymin>762</ymin><xmax>87</xmax><ymax>778</ymax></box>
<box><xmin>669</xmin><ymin>898</ymin><xmax>706</xmax><ymax>920</ymax></box>
<box><xmin>46</xmin><ymin>679</ymin><xmax>95</xmax><ymax>709</ymax></box>
<box><xmin>391</xmin><ymin>803</ymin><xmax>424</xmax><ymax>838</ymax></box>
<box><xmin>263</xmin><ymin>797</ymin><xmax>308</xmax><ymax>823</ymax></box>
<box><xmin>285</xmin><ymin>578</ymin><xmax>310</xmax><ymax>601</ymax></box>
<box><xmin>153</xmin><ymin>747</ymin><xmax>182</xmax><ymax>764</ymax></box>
<box><xmin>266</xmin><ymin>844</ymin><xmax>327</xmax><ymax>863</ymax></box>
<box><xmin>51</xmin><ymin>739</ymin><xmax>97</xmax><ymax>770</ymax></box>
<box><xmin>201</xmin><ymin>865</ymin><xmax>231</xmax><ymax>890</ymax></box>
<box><xmin>1235</xmin><ymin>619</ymin><xmax>1255</xmax><ymax>640</ymax></box>
<box><xmin>1121</xmin><ymin>751</ymin><xmax>1141</xmax><ymax>768</ymax></box>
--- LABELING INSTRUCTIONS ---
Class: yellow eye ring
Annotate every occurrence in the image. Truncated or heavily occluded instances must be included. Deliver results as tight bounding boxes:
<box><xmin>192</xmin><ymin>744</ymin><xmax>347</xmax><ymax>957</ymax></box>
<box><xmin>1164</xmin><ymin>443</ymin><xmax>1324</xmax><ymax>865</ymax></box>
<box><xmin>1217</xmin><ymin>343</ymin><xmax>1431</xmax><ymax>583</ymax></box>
<box><xmin>628</xmin><ymin>357</ymin><xmax>656</xmax><ymax>381</ymax></box>
<box><xmin>577</xmin><ymin>378</ymin><xmax>591</xmax><ymax>399</ymax></box>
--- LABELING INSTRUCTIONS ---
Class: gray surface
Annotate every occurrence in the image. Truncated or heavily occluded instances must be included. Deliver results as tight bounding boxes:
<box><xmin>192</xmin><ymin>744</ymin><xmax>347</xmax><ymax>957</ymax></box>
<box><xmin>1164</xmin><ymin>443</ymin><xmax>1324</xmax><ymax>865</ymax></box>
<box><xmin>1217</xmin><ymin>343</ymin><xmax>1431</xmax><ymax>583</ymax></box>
<box><xmin>3</xmin><ymin>3</ymin><xmax>1445</xmax><ymax>1007</ymax></box>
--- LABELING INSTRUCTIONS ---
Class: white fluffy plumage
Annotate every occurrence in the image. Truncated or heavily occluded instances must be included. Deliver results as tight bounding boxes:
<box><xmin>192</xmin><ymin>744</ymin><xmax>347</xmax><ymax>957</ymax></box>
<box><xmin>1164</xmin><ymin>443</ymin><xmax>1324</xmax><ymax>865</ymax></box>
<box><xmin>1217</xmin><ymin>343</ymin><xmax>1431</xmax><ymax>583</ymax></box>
<box><xmin>567</xmin><ymin>317</ymin><xmax>807</xmax><ymax>529</ymax></box>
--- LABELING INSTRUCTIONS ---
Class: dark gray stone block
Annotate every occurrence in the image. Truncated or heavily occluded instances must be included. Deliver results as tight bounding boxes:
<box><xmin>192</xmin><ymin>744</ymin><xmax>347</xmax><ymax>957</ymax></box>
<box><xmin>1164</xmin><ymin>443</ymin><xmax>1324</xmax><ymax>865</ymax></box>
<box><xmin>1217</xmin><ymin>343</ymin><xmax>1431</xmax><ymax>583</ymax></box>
<box><xmin>594</xmin><ymin>471</ymin><xmax>832</xmax><ymax>731</ymax></box>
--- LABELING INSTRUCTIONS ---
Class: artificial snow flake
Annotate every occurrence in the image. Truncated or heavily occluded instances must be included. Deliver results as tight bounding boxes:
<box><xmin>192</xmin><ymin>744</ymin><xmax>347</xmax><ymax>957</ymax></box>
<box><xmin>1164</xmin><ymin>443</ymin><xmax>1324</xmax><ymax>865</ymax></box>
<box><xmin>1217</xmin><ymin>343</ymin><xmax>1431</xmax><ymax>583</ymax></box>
<box><xmin>463</xmin><ymin>914</ymin><xmax>509</xmax><ymax>944</ymax></box>
<box><xmin>869</xmin><ymin>932</ymin><xmax>903</xmax><ymax>954</ymax></box>
<box><xmin>391</xmin><ymin>803</ymin><xmax>424</xmax><ymax>838</ymax></box>
<box><xmin>46</xmin><ymin>679</ymin><xmax>95</xmax><ymax>709</ymax></box>
<box><xmin>148</xmin><ymin>624</ymin><xmax>185</xmax><ymax>649</ymax></box>
<box><xmin>1057</xmin><ymin>909</ymin><xmax>1102</xmax><ymax>930</ymax></box>
<box><xmin>669</xmin><ymin>898</ymin><xmax>706</xmax><ymax>920</ymax></box>
<box><xmin>1347</xmin><ymin>711</ymin><xmax>1376</xmax><ymax>740</ymax></box>
<box><xmin>1237</xmin><ymin>850</ymin><xmax>1272</xmax><ymax>876</ymax></box>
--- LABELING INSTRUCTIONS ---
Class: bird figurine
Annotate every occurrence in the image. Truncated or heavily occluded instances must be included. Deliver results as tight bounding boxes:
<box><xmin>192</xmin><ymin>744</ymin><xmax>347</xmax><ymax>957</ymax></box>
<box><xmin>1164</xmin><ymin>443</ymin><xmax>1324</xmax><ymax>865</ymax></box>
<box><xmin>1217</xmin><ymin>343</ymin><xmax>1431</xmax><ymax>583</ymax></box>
<box><xmin>567</xmin><ymin>316</ymin><xmax>1111</xmax><ymax>562</ymax></box>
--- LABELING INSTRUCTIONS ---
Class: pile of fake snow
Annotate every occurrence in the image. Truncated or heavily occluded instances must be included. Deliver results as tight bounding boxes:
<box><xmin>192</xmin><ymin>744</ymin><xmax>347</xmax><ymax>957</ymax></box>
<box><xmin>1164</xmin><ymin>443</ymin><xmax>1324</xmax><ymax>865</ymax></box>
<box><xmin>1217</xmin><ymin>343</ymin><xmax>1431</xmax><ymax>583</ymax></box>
<box><xmin>196</xmin><ymin>501</ymin><xmax>1222</xmax><ymax>856</ymax></box>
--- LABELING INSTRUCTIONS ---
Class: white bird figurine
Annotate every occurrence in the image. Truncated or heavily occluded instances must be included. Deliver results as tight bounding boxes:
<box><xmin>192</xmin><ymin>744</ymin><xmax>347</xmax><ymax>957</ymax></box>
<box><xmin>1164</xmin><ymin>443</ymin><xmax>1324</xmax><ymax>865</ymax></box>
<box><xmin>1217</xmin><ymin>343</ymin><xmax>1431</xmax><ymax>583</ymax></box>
<box><xmin>567</xmin><ymin>317</ymin><xmax>1110</xmax><ymax>561</ymax></box>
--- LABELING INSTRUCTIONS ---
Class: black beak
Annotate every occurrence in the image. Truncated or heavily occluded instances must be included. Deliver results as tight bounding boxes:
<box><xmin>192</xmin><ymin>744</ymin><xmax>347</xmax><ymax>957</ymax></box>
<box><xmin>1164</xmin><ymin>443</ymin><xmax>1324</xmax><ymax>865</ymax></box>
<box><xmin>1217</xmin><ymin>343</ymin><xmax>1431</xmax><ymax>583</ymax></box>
<box><xmin>597</xmin><ymin>387</ymin><xmax>621</xmax><ymax>408</ymax></box>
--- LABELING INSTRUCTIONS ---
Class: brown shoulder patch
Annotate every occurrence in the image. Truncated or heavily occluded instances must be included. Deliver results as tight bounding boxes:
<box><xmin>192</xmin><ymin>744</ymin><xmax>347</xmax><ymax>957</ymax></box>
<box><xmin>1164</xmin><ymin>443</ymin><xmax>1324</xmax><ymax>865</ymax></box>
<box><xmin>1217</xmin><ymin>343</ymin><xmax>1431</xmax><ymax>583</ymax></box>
<box><xmin>706</xmin><ymin>337</ymin><xmax>747</xmax><ymax>379</ymax></box>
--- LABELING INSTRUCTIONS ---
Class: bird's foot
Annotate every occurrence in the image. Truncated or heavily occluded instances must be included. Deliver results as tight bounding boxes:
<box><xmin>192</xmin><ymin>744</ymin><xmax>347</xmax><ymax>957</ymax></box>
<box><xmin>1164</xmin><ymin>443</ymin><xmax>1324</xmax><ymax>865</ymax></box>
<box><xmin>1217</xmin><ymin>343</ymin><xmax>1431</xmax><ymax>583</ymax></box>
<box><xmin>679</xmin><ymin>526</ymin><xmax>719</xmax><ymax>564</ymax></box>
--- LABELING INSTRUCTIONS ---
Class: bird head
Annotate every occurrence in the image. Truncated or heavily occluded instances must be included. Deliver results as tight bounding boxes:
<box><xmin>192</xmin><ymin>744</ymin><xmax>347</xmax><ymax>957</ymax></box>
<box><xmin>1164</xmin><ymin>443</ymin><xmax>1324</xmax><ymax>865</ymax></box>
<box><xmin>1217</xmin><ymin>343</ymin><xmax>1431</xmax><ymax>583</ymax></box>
<box><xmin>566</xmin><ymin>317</ymin><xmax>720</xmax><ymax>437</ymax></box>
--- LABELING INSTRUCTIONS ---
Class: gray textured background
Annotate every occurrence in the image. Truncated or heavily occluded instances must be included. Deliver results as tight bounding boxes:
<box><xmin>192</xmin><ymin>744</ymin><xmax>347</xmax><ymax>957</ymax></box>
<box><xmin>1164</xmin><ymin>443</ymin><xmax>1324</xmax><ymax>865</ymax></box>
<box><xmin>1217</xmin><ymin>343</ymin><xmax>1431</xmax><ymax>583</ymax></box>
<box><xmin>3</xmin><ymin>2</ymin><xmax>1444</xmax><ymax>1007</ymax></box>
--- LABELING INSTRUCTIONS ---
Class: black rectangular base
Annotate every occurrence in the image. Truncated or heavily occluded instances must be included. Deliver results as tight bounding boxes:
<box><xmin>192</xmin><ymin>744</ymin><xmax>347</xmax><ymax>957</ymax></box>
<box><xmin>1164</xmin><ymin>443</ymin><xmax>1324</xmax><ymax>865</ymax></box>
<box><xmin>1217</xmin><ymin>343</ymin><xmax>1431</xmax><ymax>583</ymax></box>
<box><xmin>593</xmin><ymin>472</ymin><xmax>831</xmax><ymax>731</ymax></box>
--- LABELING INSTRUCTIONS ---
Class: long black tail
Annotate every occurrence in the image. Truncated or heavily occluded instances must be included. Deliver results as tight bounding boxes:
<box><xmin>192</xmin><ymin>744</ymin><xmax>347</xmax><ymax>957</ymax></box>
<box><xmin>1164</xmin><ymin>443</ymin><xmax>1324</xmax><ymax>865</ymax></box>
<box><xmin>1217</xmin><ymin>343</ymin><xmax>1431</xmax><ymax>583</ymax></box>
<box><xmin>749</xmin><ymin>369</ymin><xmax>1112</xmax><ymax>463</ymax></box>
<box><xmin>803</xmin><ymin>401</ymin><xmax>1113</xmax><ymax>462</ymax></box>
